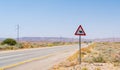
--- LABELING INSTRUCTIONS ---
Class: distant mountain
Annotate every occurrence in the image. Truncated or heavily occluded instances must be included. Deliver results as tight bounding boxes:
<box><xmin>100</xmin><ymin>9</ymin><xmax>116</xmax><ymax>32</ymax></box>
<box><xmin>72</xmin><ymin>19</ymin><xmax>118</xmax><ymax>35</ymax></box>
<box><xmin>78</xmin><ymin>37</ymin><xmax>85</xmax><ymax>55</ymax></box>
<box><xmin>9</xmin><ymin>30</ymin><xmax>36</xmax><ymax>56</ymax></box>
<box><xmin>0</xmin><ymin>38</ymin><xmax>6</xmax><ymax>41</ymax></box>
<box><xmin>0</xmin><ymin>37</ymin><xmax>120</xmax><ymax>42</ymax></box>
<box><xmin>92</xmin><ymin>38</ymin><xmax>120</xmax><ymax>42</ymax></box>
<box><xmin>20</xmin><ymin>37</ymin><xmax>78</xmax><ymax>42</ymax></box>
<box><xmin>0</xmin><ymin>37</ymin><xmax>78</xmax><ymax>42</ymax></box>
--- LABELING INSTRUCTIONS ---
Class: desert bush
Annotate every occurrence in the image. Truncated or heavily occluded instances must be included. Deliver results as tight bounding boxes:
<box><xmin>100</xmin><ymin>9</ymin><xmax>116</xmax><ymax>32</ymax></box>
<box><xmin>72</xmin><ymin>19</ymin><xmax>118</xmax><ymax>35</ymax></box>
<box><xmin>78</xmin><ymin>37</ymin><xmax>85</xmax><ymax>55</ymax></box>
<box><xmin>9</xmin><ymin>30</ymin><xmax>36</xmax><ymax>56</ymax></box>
<box><xmin>1</xmin><ymin>38</ymin><xmax>17</xmax><ymax>46</ymax></box>
<box><xmin>0</xmin><ymin>44</ymin><xmax>8</xmax><ymax>50</ymax></box>
<box><xmin>113</xmin><ymin>62</ymin><xmax>120</xmax><ymax>67</ymax></box>
<box><xmin>95</xmin><ymin>67</ymin><xmax>101</xmax><ymax>70</ymax></box>
<box><xmin>0</xmin><ymin>44</ymin><xmax>18</xmax><ymax>50</ymax></box>
<box><xmin>82</xmin><ymin>55</ymin><xmax>94</xmax><ymax>63</ymax></box>
<box><xmin>112</xmin><ymin>53</ymin><xmax>120</xmax><ymax>62</ymax></box>
<box><xmin>92</xmin><ymin>54</ymin><xmax>105</xmax><ymax>63</ymax></box>
<box><xmin>6</xmin><ymin>46</ymin><xmax>17</xmax><ymax>50</ymax></box>
<box><xmin>22</xmin><ymin>42</ymin><xmax>32</xmax><ymax>48</ymax></box>
<box><xmin>82</xmin><ymin>67</ymin><xmax>88</xmax><ymax>70</ymax></box>
<box><xmin>47</xmin><ymin>43</ymin><xmax>54</xmax><ymax>47</ymax></box>
<box><xmin>67</xmin><ymin>51</ymin><xmax>79</xmax><ymax>61</ymax></box>
<box><xmin>16</xmin><ymin>43</ymin><xmax>23</xmax><ymax>48</ymax></box>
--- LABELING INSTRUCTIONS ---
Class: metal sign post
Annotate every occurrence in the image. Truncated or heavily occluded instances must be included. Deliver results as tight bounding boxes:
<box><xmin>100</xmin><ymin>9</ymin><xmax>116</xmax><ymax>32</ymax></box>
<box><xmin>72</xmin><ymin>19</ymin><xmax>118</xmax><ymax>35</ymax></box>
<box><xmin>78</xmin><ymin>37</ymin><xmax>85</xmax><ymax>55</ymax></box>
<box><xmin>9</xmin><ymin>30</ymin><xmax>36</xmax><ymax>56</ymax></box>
<box><xmin>75</xmin><ymin>25</ymin><xmax>86</xmax><ymax>64</ymax></box>
<box><xmin>79</xmin><ymin>36</ymin><xmax>81</xmax><ymax>64</ymax></box>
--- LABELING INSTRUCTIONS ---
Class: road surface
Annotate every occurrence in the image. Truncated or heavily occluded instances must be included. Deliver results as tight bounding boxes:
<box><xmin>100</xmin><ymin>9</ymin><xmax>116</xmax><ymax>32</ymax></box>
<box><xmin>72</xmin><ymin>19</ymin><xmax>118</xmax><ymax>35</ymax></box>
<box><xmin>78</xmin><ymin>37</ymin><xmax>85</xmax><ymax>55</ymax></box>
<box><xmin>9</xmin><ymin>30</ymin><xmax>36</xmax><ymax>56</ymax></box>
<box><xmin>0</xmin><ymin>44</ymin><xmax>87</xmax><ymax>70</ymax></box>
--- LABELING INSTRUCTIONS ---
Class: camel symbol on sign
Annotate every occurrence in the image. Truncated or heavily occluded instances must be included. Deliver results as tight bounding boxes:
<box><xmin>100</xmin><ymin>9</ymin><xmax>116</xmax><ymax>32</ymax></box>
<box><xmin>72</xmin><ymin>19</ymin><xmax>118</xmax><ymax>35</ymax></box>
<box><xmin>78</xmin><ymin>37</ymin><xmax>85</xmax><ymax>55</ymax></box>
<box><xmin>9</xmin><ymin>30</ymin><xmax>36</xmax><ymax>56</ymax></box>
<box><xmin>75</xmin><ymin>25</ymin><xmax>86</xmax><ymax>36</ymax></box>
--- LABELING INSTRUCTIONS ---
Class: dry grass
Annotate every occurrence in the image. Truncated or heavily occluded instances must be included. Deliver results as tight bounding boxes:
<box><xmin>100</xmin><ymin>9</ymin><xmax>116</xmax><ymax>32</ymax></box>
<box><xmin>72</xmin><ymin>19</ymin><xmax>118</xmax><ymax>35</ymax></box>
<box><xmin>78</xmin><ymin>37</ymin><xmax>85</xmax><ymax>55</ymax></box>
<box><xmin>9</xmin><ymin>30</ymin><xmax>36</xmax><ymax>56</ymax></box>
<box><xmin>67</xmin><ymin>43</ymin><xmax>96</xmax><ymax>62</ymax></box>
<box><xmin>51</xmin><ymin>42</ymin><xmax>120</xmax><ymax>70</ymax></box>
<box><xmin>0</xmin><ymin>42</ymin><xmax>78</xmax><ymax>50</ymax></box>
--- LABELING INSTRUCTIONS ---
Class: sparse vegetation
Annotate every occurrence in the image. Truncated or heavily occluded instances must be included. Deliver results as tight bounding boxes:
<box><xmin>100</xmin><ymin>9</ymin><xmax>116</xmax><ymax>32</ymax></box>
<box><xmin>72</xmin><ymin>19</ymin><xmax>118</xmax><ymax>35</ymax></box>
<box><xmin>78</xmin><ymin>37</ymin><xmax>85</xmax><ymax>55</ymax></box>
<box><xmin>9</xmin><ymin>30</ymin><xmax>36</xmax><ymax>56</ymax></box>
<box><xmin>1</xmin><ymin>38</ymin><xmax>17</xmax><ymax>46</ymax></box>
<box><xmin>51</xmin><ymin>42</ymin><xmax>120</xmax><ymax>70</ymax></box>
<box><xmin>95</xmin><ymin>67</ymin><xmax>101</xmax><ymax>70</ymax></box>
<box><xmin>0</xmin><ymin>38</ymin><xmax>18</xmax><ymax>50</ymax></box>
<box><xmin>83</xmin><ymin>42</ymin><xmax>120</xmax><ymax>63</ymax></box>
<box><xmin>67</xmin><ymin>43</ymin><xmax>96</xmax><ymax>62</ymax></box>
<box><xmin>92</xmin><ymin>54</ymin><xmax>105</xmax><ymax>63</ymax></box>
<box><xmin>82</xmin><ymin>67</ymin><xmax>88</xmax><ymax>70</ymax></box>
<box><xmin>0</xmin><ymin>41</ymin><xmax>78</xmax><ymax>50</ymax></box>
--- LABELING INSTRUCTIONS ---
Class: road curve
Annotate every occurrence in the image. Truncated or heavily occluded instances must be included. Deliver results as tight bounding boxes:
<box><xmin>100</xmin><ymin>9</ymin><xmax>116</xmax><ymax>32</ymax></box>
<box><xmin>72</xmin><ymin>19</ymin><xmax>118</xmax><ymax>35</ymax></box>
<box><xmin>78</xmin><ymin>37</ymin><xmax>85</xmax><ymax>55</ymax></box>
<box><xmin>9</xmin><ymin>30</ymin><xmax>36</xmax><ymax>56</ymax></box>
<box><xmin>0</xmin><ymin>44</ymin><xmax>87</xmax><ymax>70</ymax></box>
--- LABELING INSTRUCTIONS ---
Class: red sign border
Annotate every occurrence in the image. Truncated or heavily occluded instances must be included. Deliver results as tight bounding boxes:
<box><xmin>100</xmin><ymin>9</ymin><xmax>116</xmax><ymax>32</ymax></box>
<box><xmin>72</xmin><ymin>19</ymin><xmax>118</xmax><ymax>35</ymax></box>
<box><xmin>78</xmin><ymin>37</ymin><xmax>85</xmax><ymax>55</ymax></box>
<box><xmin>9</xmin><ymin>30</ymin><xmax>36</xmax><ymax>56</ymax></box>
<box><xmin>75</xmin><ymin>25</ymin><xmax>86</xmax><ymax>36</ymax></box>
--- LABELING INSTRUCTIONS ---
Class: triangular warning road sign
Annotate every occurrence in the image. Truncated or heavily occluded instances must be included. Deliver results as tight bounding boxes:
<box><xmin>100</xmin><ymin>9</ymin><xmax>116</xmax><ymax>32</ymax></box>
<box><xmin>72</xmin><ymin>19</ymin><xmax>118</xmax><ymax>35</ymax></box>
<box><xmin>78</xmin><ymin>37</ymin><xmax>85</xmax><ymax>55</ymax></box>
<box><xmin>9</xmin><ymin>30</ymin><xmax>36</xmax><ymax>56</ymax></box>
<box><xmin>75</xmin><ymin>25</ymin><xmax>86</xmax><ymax>36</ymax></box>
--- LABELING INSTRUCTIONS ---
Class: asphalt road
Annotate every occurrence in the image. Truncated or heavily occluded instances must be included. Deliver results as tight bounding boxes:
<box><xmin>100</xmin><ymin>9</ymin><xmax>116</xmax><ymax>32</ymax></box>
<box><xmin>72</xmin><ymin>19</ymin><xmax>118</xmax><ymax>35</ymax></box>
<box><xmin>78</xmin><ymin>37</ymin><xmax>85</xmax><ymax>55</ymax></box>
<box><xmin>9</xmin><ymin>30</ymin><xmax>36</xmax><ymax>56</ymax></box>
<box><xmin>0</xmin><ymin>44</ymin><xmax>86</xmax><ymax>68</ymax></box>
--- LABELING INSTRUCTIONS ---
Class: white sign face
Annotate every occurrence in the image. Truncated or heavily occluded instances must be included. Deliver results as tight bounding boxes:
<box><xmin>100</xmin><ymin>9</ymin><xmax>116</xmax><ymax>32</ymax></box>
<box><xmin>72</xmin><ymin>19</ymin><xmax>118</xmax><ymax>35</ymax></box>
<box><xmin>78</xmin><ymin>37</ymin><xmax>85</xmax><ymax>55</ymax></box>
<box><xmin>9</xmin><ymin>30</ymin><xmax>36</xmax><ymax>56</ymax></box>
<box><xmin>75</xmin><ymin>25</ymin><xmax>86</xmax><ymax>36</ymax></box>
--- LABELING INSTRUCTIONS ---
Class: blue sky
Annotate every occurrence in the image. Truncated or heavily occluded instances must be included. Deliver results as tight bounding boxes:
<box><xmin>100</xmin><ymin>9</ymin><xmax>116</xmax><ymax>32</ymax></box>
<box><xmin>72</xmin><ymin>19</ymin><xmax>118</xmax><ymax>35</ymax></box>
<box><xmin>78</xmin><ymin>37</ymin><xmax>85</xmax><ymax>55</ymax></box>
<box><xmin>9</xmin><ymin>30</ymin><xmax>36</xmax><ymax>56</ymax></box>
<box><xmin>0</xmin><ymin>0</ymin><xmax>120</xmax><ymax>39</ymax></box>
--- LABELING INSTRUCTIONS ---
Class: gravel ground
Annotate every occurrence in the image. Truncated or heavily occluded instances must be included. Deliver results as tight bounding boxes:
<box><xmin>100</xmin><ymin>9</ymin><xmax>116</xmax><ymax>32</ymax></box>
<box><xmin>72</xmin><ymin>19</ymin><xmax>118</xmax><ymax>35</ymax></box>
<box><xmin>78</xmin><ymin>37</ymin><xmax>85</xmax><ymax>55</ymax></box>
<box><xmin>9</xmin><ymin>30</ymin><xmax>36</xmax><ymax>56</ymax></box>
<box><xmin>51</xmin><ymin>63</ymin><xmax>120</xmax><ymax>70</ymax></box>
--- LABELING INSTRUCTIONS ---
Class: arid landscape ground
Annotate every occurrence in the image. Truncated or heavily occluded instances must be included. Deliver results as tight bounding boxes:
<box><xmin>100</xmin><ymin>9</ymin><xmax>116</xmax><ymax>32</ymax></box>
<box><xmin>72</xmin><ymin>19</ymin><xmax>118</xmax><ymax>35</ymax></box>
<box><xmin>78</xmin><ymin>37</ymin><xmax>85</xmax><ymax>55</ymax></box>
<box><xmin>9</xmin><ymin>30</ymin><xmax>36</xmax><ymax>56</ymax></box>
<box><xmin>51</xmin><ymin>42</ymin><xmax>120</xmax><ymax>70</ymax></box>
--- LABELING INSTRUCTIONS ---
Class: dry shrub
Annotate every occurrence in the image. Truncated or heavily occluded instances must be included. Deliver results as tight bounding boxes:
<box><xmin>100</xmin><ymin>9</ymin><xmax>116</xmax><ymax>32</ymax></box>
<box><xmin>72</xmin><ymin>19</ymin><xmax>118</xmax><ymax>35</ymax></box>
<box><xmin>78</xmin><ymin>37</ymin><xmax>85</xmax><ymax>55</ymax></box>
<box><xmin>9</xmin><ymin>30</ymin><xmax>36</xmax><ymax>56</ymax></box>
<box><xmin>21</xmin><ymin>42</ymin><xmax>32</xmax><ymax>48</ymax></box>
<box><xmin>67</xmin><ymin>43</ymin><xmax>96</xmax><ymax>62</ymax></box>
